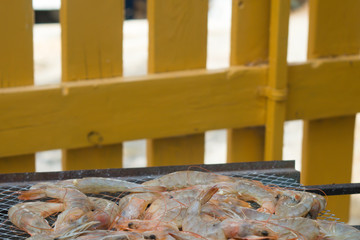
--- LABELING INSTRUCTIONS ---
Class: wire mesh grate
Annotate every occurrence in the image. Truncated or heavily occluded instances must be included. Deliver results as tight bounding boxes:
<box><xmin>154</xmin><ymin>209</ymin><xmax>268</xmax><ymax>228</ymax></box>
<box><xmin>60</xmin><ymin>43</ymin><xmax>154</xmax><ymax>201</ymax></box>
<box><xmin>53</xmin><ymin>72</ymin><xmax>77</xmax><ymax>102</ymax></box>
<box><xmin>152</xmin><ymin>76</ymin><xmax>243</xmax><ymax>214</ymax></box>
<box><xmin>0</xmin><ymin>173</ymin><xmax>338</xmax><ymax>239</ymax></box>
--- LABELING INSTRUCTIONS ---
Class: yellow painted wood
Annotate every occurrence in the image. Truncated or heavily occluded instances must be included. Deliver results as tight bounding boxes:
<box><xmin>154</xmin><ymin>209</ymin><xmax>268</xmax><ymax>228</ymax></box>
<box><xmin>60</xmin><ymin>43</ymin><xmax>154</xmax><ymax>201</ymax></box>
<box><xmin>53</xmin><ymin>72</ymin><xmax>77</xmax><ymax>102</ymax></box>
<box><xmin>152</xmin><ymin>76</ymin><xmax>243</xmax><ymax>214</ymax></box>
<box><xmin>0</xmin><ymin>0</ymin><xmax>35</xmax><ymax>173</ymax></box>
<box><xmin>61</xmin><ymin>0</ymin><xmax>123</xmax><ymax>81</ymax></box>
<box><xmin>147</xmin><ymin>0</ymin><xmax>208</xmax><ymax>166</ymax></box>
<box><xmin>308</xmin><ymin>0</ymin><xmax>360</xmax><ymax>58</ymax></box>
<box><xmin>62</xmin><ymin>144</ymin><xmax>122</xmax><ymax>170</ymax></box>
<box><xmin>302</xmin><ymin>116</ymin><xmax>355</xmax><ymax>221</ymax></box>
<box><xmin>61</xmin><ymin>0</ymin><xmax>124</xmax><ymax>170</ymax></box>
<box><xmin>0</xmin><ymin>67</ymin><xmax>268</xmax><ymax>157</ymax></box>
<box><xmin>227</xmin><ymin>0</ymin><xmax>270</xmax><ymax>163</ymax></box>
<box><xmin>147</xmin><ymin>134</ymin><xmax>204</xmax><ymax>166</ymax></box>
<box><xmin>286</xmin><ymin>56</ymin><xmax>360</xmax><ymax>121</ymax></box>
<box><xmin>264</xmin><ymin>0</ymin><xmax>290</xmax><ymax>161</ymax></box>
<box><xmin>227</xmin><ymin>127</ymin><xmax>265</xmax><ymax>163</ymax></box>
<box><xmin>302</xmin><ymin>0</ymin><xmax>360</xmax><ymax>221</ymax></box>
<box><xmin>230</xmin><ymin>0</ymin><xmax>270</xmax><ymax>65</ymax></box>
<box><xmin>148</xmin><ymin>0</ymin><xmax>208</xmax><ymax>73</ymax></box>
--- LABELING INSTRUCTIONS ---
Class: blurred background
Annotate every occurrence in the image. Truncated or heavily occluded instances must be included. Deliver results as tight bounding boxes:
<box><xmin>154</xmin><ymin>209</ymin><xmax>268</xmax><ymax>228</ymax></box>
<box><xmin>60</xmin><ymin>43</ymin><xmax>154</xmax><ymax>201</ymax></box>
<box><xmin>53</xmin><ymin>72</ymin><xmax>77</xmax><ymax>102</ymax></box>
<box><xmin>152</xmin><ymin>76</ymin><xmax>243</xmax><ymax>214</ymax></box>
<box><xmin>31</xmin><ymin>0</ymin><xmax>359</xmax><ymax>223</ymax></box>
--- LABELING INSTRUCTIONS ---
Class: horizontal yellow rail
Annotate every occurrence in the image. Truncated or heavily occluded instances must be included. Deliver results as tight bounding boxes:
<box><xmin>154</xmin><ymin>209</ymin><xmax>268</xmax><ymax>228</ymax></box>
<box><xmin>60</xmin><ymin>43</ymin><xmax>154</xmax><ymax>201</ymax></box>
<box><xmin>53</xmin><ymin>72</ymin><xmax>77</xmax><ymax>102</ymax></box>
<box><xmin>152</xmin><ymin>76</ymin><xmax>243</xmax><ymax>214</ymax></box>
<box><xmin>0</xmin><ymin>56</ymin><xmax>359</xmax><ymax>157</ymax></box>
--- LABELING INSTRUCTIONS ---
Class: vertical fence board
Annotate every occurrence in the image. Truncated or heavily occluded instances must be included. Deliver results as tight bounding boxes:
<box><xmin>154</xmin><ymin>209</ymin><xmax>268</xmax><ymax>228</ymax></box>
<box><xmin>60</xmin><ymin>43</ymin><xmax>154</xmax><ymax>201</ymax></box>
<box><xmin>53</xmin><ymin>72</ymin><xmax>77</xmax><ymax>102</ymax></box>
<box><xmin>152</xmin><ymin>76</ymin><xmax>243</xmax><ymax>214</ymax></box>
<box><xmin>302</xmin><ymin>0</ymin><xmax>360</xmax><ymax>221</ymax></box>
<box><xmin>147</xmin><ymin>0</ymin><xmax>208</xmax><ymax>166</ymax></box>
<box><xmin>0</xmin><ymin>0</ymin><xmax>35</xmax><ymax>173</ymax></box>
<box><xmin>61</xmin><ymin>0</ymin><xmax>124</xmax><ymax>170</ymax></box>
<box><xmin>227</xmin><ymin>0</ymin><xmax>270</xmax><ymax>163</ymax></box>
<box><xmin>264</xmin><ymin>0</ymin><xmax>290</xmax><ymax>161</ymax></box>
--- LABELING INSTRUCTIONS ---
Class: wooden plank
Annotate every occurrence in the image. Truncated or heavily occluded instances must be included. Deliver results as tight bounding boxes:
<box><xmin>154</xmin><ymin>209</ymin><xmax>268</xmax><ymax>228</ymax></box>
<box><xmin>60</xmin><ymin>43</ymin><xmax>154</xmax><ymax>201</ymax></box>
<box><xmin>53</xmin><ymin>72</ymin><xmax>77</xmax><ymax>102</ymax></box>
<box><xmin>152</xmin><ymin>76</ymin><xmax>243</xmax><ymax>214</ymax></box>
<box><xmin>0</xmin><ymin>67</ymin><xmax>268</xmax><ymax>157</ymax></box>
<box><xmin>227</xmin><ymin>0</ymin><xmax>270</xmax><ymax>163</ymax></box>
<box><xmin>0</xmin><ymin>0</ymin><xmax>35</xmax><ymax>173</ymax></box>
<box><xmin>308</xmin><ymin>0</ymin><xmax>360</xmax><ymax>58</ymax></box>
<box><xmin>302</xmin><ymin>116</ymin><xmax>355</xmax><ymax>221</ymax></box>
<box><xmin>147</xmin><ymin>134</ymin><xmax>204</xmax><ymax>166</ymax></box>
<box><xmin>264</xmin><ymin>0</ymin><xmax>290</xmax><ymax>161</ymax></box>
<box><xmin>287</xmin><ymin>56</ymin><xmax>360</xmax><ymax>121</ymax></box>
<box><xmin>302</xmin><ymin>0</ymin><xmax>360</xmax><ymax>221</ymax></box>
<box><xmin>61</xmin><ymin>0</ymin><xmax>124</xmax><ymax>170</ymax></box>
<box><xmin>147</xmin><ymin>0</ymin><xmax>208</xmax><ymax>166</ymax></box>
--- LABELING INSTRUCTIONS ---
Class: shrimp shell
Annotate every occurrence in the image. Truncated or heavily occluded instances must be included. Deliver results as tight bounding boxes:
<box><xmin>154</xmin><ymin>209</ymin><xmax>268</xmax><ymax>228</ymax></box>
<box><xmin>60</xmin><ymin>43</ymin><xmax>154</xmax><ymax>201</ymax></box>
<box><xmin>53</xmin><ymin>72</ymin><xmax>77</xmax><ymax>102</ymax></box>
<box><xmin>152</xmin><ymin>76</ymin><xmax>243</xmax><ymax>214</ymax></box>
<box><xmin>318</xmin><ymin>220</ymin><xmax>360</xmax><ymax>239</ymax></box>
<box><xmin>142</xmin><ymin>171</ymin><xmax>236</xmax><ymax>190</ymax></box>
<box><xmin>31</xmin><ymin>177</ymin><xmax>165</xmax><ymax>194</ymax></box>
<box><xmin>8</xmin><ymin>201</ymin><xmax>64</xmax><ymax>236</ymax></box>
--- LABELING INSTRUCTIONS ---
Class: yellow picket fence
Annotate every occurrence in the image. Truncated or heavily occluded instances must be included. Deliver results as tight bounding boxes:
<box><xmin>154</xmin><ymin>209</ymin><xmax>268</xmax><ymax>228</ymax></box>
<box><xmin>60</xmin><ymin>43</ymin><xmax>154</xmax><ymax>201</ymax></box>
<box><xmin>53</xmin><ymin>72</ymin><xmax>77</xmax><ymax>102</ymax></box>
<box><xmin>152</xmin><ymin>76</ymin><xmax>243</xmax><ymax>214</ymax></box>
<box><xmin>1</xmin><ymin>0</ymin><xmax>359</xmax><ymax>221</ymax></box>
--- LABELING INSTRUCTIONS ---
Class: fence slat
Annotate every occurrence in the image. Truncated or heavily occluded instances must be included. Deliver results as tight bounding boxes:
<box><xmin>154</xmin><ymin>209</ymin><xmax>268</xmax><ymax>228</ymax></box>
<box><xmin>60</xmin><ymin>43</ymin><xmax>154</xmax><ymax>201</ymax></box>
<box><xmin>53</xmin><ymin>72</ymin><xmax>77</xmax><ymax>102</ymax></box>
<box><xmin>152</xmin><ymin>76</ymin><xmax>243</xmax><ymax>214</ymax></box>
<box><xmin>264</xmin><ymin>0</ymin><xmax>290</xmax><ymax>160</ymax></box>
<box><xmin>0</xmin><ymin>0</ymin><xmax>34</xmax><ymax>173</ymax></box>
<box><xmin>227</xmin><ymin>0</ymin><xmax>270</xmax><ymax>163</ymax></box>
<box><xmin>61</xmin><ymin>0</ymin><xmax>124</xmax><ymax>170</ymax></box>
<box><xmin>147</xmin><ymin>0</ymin><xmax>208</xmax><ymax>166</ymax></box>
<box><xmin>302</xmin><ymin>0</ymin><xmax>360</xmax><ymax>221</ymax></box>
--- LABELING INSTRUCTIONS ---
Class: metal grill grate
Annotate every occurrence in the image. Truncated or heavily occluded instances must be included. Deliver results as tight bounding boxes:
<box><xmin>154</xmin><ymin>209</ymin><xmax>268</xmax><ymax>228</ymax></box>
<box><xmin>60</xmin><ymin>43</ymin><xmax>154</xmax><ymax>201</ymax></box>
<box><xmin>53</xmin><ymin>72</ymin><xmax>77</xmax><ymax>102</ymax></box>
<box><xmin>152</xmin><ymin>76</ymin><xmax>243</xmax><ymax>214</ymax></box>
<box><xmin>0</xmin><ymin>173</ymin><xmax>338</xmax><ymax>239</ymax></box>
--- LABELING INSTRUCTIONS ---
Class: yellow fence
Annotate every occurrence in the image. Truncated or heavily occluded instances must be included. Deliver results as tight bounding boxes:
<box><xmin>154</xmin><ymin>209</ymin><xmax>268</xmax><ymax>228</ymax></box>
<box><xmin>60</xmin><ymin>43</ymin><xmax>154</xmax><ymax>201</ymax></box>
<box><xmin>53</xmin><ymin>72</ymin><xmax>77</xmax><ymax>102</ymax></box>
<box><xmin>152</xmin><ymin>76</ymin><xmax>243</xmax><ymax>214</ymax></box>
<box><xmin>0</xmin><ymin>0</ymin><xmax>359</xmax><ymax>221</ymax></box>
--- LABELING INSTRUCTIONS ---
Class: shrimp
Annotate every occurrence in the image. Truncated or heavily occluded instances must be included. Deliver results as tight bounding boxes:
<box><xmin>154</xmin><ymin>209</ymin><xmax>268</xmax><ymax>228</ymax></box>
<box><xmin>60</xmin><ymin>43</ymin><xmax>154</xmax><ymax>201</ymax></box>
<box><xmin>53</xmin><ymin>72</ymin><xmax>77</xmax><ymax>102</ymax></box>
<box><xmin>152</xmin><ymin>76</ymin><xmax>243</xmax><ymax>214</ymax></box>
<box><xmin>220</xmin><ymin>219</ymin><xmax>277</xmax><ymax>239</ymax></box>
<box><xmin>182</xmin><ymin>186</ymin><xmax>278</xmax><ymax>240</ymax></box>
<box><xmin>268</xmin><ymin>217</ymin><xmax>320</xmax><ymax>240</ymax></box>
<box><xmin>318</xmin><ymin>220</ymin><xmax>360</xmax><ymax>239</ymax></box>
<box><xmin>74</xmin><ymin>230</ymin><xmax>144</xmax><ymax>239</ymax></box>
<box><xmin>275</xmin><ymin>190</ymin><xmax>326</xmax><ymax>218</ymax></box>
<box><xmin>216</xmin><ymin>180</ymin><xmax>278</xmax><ymax>213</ymax></box>
<box><xmin>182</xmin><ymin>186</ymin><xmax>226</xmax><ymax>240</ymax></box>
<box><xmin>144</xmin><ymin>185</ymin><xmax>208</xmax><ymax>228</ymax></box>
<box><xmin>8</xmin><ymin>201</ymin><xmax>64</xmax><ymax>236</ymax></box>
<box><xmin>142</xmin><ymin>171</ymin><xmax>236</xmax><ymax>190</ymax></box>
<box><xmin>87</xmin><ymin>197</ymin><xmax>121</xmax><ymax>229</ymax></box>
<box><xmin>114</xmin><ymin>219</ymin><xmax>178</xmax><ymax>232</ymax></box>
<box><xmin>31</xmin><ymin>177</ymin><xmax>165</xmax><ymax>194</ymax></box>
<box><xmin>18</xmin><ymin>186</ymin><xmax>94</xmax><ymax>235</ymax></box>
<box><xmin>116</xmin><ymin>192</ymin><xmax>160</xmax><ymax>221</ymax></box>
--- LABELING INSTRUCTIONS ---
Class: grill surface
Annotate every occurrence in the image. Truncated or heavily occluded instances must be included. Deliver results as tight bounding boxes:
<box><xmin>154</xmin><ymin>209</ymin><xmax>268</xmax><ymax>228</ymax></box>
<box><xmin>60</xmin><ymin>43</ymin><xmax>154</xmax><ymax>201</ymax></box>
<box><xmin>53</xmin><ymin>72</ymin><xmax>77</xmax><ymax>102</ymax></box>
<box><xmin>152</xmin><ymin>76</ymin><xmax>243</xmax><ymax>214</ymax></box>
<box><xmin>0</xmin><ymin>170</ymin><xmax>338</xmax><ymax>239</ymax></box>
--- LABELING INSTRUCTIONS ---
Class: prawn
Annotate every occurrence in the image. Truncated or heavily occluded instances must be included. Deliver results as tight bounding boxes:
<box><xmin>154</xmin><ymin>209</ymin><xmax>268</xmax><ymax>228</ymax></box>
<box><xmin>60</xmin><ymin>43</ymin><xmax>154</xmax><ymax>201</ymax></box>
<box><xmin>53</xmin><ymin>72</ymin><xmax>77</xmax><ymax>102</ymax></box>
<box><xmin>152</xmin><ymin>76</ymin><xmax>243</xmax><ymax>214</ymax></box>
<box><xmin>18</xmin><ymin>186</ymin><xmax>94</xmax><ymax>235</ymax></box>
<box><xmin>182</xmin><ymin>186</ymin><xmax>277</xmax><ymax>240</ymax></box>
<box><xmin>142</xmin><ymin>171</ymin><xmax>236</xmax><ymax>190</ymax></box>
<box><xmin>266</xmin><ymin>217</ymin><xmax>320</xmax><ymax>240</ymax></box>
<box><xmin>275</xmin><ymin>190</ymin><xmax>326</xmax><ymax>218</ymax></box>
<box><xmin>216</xmin><ymin>180</ymin><xmax>278</xmax><ymax>213</ymax></box>
<box><xmin>87</xmin><ymin>197</ymin><xmax>121</xmax><ymax>230</ymax></box>
<box><xmin>30</xmin><ymin>177</ymin><xmax>165</xmax><ymax>194</ymax></box>
<box><xmin>116</xmin><ymin>192</ymin><xmax>160</xmax><ymax>221</ymax></box>
<box><xmin>8</xmin><ymin>201</ymin><xmax>64</xmax><ymax>236</ymax></box>
<box><xmin>318</xmin><ymin>220</ymin><xmax>360</xmax><ymax>239</ymax></box>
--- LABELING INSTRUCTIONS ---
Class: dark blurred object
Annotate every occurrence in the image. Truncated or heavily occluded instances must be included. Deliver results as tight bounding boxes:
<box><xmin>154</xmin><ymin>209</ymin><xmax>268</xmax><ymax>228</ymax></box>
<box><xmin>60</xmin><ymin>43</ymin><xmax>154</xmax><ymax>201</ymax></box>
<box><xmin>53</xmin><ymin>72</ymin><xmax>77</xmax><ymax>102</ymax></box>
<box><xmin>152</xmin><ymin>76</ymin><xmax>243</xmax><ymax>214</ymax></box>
<box><xmin>34</xmin><ymin>0</ymin><xmax>146</xmax><ymax>24</ymax></box>
<box><xmin>291</xmin><ymin>0</ymin><xmax>307</xmax><ymax>10</ymax></box>
<box><xmin>35</xmin><ymin>10</ymin><xmax>59</xmax><ymax>24</ymax></box>
<box><xmin>126</xmin><ymin>0</ymin><xmax>146</xmax><ymax>19</ymax></box>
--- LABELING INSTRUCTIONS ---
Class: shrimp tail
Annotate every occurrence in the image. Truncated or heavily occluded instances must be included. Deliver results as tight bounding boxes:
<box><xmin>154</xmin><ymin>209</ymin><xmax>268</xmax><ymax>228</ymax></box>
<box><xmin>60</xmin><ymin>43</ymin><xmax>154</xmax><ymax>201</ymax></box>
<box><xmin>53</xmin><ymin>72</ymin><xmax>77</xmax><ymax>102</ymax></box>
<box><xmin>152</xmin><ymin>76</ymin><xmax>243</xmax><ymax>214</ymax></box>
<box><xmin>18</xmin><ymin>189</ymin><xmax>46</xmax><ymax>200</ymax></box>
<box><xmin>200</xmin><ymin>186</ymin><xmax>219</xmax><ymax>205</ymax></box>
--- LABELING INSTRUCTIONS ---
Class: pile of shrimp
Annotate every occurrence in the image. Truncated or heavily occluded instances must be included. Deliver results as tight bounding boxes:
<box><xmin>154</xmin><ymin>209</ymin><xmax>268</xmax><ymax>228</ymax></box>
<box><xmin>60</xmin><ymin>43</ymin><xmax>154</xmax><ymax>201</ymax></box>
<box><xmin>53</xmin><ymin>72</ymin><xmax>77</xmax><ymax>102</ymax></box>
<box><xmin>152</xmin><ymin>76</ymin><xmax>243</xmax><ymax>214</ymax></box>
<box><xmin>8</xmin><ymin>171</ymin><xmax>360</xmax><ymax>239</ymax></box>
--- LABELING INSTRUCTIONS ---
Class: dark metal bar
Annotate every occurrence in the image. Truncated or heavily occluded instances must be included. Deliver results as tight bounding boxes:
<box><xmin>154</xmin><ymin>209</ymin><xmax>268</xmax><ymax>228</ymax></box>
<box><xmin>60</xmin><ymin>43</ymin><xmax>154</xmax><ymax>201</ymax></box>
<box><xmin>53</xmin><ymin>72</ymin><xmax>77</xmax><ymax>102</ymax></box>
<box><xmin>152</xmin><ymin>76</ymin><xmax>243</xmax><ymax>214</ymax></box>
<box><xmin>0</xmin><ymin>161</ymin><xmax>299</xmax><ymax>186</ymax></box>
<box><xmin>305</xmin><ymin>183</ymin><xmax>360</xmax><ymax>196</ymax></box>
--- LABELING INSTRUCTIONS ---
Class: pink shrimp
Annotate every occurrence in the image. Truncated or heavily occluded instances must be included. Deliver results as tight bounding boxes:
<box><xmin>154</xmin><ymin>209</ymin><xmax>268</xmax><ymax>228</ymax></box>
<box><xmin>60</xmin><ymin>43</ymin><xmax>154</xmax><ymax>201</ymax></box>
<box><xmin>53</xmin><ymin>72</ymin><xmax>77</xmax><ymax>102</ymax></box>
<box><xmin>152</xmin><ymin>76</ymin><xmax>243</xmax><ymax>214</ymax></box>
<box><xmin>142</xmin><ymin>171</ymin><xmax>236</xmax><ymax>190</ymax></box>
<box><xmin>8</xmin><ymin>201</ymin><xmax>64</xmax><ymax>236</ymax></box>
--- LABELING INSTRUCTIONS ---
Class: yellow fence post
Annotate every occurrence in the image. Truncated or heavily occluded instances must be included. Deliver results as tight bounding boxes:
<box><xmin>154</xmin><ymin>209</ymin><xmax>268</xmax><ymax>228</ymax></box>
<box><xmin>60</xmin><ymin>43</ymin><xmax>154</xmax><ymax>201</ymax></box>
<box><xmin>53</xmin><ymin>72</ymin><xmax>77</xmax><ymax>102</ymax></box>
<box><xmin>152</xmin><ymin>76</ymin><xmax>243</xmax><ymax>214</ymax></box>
<box><xmin>227</xmin><ymin>0</ymin><xmax>270</xmax><ymax>162</ymax></box>
<box><xmin>0</xmin><ymin>0</ymin><xmax>35</xmax><ymax>173</ymax></box>
<box><xmin>302</xmin><ymin>0</ymin><xmax>360</xmax><ymax>221</ymax></box>
<box><xmin>147</xmin><ymin>0</ymin><xmax>208</xmax><ymax>166</ymax></box>
<box><xmin>61</xmin><ymin>0</ymin><xmax>124</xmax><ymax>170</ymax></box>
<box><xmin>264</xmin><ymin>0</ymin><xmax>290</xmax><ymax>161</ymax></box>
